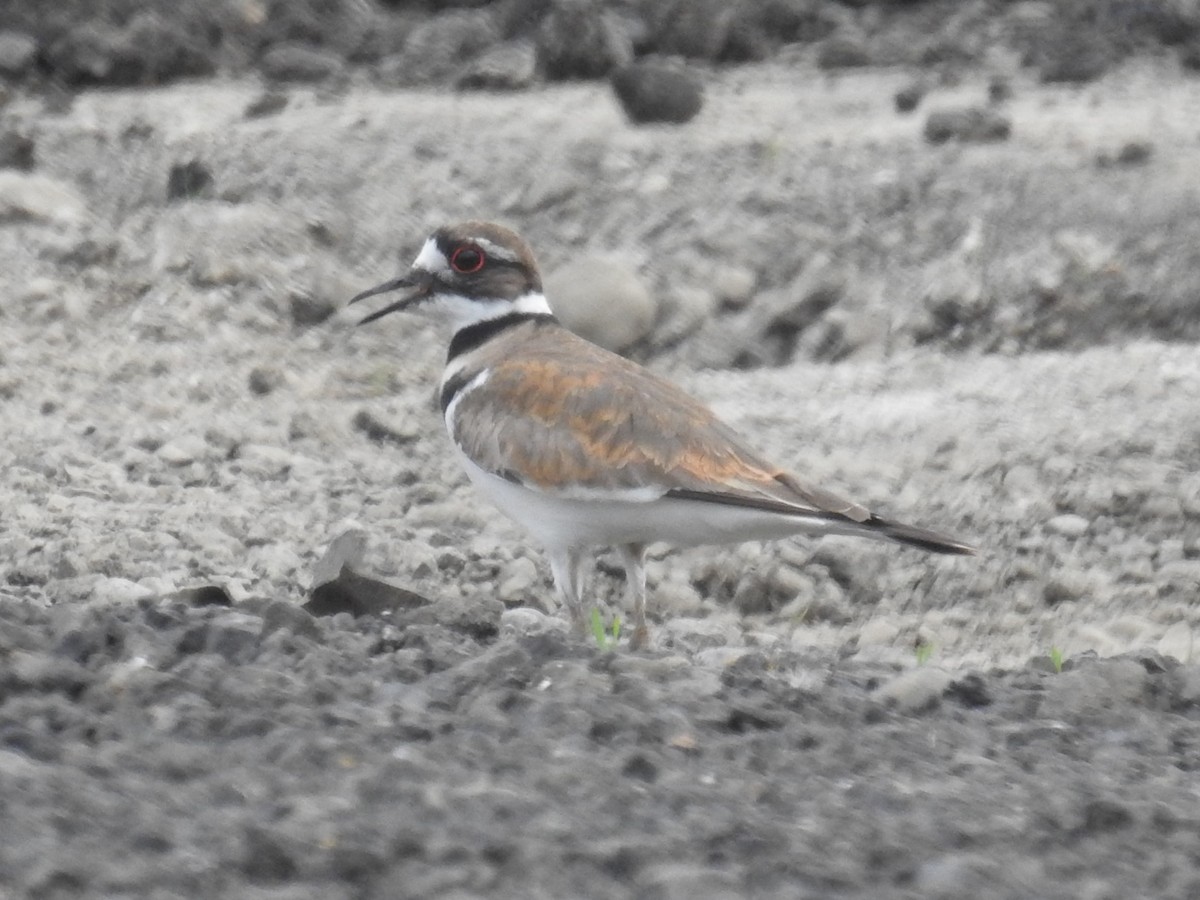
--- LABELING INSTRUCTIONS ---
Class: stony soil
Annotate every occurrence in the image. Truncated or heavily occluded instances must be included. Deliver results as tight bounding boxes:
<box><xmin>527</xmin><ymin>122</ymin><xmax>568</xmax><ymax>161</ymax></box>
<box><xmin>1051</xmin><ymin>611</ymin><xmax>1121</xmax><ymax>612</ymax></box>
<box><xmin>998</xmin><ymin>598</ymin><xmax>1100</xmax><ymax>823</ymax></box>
<box><xmin>1</xmin><ymin>46</ymin><xmax>1199</xmax><ymax>900</ymax></box>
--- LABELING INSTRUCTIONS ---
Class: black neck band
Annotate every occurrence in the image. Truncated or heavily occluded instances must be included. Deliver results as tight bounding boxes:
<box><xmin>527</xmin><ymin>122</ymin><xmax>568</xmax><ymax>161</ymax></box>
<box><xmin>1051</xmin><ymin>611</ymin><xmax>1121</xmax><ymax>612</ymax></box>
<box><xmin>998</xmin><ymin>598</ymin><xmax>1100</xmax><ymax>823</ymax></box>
<box><xmin>446</xmin><ymin>312</ymin><xmax>558</xmax><ymax>363</ymax></box>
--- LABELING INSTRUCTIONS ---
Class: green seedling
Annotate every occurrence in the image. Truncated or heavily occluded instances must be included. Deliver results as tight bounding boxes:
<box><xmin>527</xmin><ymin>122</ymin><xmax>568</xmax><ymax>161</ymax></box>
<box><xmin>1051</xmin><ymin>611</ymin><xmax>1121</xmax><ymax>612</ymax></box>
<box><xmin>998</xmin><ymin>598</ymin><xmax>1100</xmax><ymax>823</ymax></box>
<box><xmin>914</xmin><ymin>641</ymin><xmax>935</xmax><ymax>667</ymax></box>
<box><xmin>1049</xmin><ymin>646</ymin><xmax>1064</xmax><ymax>674</ymax></box>
<box><xmin>590</xmin><ymin>608</ymin><xmax>622</xmax><ymax>650</ymax></box>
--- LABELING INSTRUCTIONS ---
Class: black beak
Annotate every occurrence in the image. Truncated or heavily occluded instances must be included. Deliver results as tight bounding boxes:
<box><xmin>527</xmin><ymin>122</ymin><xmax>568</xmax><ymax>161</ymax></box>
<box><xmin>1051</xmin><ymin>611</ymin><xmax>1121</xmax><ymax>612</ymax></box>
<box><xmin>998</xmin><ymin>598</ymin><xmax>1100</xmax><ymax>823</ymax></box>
<box><xmin>349</xmin><ymin>270</ymin><xmax>432</xmax><ymax>325</ymax></box>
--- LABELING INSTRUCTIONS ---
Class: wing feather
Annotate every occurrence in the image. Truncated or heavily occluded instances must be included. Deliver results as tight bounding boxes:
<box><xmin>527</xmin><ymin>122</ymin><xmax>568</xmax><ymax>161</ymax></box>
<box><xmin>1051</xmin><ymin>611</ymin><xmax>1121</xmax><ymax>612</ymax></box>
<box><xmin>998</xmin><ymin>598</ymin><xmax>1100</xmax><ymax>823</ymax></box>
<box><xmin>449</xmin><ymin>324</ymin><xmax>869</xmax><ymax>522</ymax></box>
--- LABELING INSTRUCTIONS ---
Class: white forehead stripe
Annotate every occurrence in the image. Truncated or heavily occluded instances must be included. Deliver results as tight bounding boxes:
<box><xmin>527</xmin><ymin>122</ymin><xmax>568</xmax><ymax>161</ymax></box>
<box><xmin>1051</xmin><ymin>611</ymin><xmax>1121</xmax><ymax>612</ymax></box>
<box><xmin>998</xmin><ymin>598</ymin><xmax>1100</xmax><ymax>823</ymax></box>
<box><xmin>412</xmin><ymin>237</ymin><xmax>449</xmax><ymax>273</ymax></box>
<box><xmin>474</xmin><ymin>237</ymin><xmax>521</xmax><ymax>265</ymax></box>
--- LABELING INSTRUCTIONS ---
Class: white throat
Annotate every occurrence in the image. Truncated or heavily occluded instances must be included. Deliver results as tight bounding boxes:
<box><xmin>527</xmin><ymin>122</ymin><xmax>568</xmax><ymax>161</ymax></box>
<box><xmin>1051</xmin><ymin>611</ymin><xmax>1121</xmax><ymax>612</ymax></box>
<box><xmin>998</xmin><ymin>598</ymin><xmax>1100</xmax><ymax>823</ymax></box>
<box><xmin>428</xmin><ymin>289</ymin><xmax>553</xmax><ymax>330</ymax></box>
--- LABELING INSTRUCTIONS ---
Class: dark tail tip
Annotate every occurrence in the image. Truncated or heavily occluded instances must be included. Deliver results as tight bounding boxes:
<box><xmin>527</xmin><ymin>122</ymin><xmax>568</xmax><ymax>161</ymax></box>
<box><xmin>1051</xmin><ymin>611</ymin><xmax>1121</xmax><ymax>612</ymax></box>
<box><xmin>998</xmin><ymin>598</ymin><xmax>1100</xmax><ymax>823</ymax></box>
<box><xmin>867</xmin><ymin>515</ymin><xmax>978</xmax><ymax>556</ymax></box>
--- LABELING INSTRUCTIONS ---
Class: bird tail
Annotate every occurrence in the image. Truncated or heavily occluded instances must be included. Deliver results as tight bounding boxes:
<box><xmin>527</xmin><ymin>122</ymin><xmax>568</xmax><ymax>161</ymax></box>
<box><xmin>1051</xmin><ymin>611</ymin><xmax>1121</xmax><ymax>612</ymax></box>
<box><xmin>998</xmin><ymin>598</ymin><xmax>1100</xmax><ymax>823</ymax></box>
<box><xmin>862</xmin><ymin>515</ymin><xmax>977</xmax><ymax>555</ymax></box>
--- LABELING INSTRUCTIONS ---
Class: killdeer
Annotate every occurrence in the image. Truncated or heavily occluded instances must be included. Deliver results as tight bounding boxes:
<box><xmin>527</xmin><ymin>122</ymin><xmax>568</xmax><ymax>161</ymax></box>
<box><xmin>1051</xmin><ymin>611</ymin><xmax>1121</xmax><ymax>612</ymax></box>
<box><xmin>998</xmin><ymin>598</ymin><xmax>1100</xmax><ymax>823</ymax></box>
<box><xmin>351</xmin><ymin>221</ymin><xmax>975</xmax><ymax>649</ymax></box>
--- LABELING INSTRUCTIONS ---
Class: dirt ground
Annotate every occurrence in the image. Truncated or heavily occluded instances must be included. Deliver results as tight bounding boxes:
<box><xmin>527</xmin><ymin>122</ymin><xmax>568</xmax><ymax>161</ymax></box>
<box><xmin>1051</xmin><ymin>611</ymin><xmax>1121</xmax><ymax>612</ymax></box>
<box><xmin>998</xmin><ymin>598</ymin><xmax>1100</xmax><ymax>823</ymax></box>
<box><xmin>2</xmin><ymin>53</ymin><xmax>1200</xmax><ymax>899</ymax></box>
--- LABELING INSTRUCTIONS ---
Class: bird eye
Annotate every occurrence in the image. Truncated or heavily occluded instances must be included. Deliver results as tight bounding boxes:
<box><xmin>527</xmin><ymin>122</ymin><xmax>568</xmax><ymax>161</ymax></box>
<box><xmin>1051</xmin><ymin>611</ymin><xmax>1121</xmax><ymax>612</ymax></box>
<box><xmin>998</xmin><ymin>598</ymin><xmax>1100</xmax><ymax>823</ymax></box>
<box><xmin>450</xmin><ymin>245</ymin><xmax>485</xmax><ymax>274</ymax></box>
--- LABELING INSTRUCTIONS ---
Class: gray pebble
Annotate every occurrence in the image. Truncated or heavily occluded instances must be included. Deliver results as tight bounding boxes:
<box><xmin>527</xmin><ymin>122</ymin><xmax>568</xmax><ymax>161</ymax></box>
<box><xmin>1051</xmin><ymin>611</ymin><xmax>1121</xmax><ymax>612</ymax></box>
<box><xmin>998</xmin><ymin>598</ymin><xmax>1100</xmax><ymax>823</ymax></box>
<box><xmin>1045</xmin><ymin>513</ymin><xmax>1090</xmax><ymax>538</ymax></box>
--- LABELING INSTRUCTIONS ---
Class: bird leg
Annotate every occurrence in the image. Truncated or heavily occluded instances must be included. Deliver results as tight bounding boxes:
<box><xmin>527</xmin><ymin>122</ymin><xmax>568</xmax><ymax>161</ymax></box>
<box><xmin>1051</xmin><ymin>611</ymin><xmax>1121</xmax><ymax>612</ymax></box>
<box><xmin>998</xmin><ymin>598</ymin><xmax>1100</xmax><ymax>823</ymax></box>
<box><xmin>549</xmin><ymin>548</ymin><xmax>587</xmax><ymax>637</ymax></box>
<box><xmin>617</xmin><ymin>543</ymin><xmax>649</xmax><ymax>650</ymax></box>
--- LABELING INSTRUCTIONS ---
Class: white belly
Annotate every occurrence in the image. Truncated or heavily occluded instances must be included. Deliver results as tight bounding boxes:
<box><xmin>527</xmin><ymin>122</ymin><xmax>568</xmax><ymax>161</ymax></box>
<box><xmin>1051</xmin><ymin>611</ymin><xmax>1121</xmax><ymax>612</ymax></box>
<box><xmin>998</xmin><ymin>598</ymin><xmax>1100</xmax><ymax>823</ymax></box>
<box><xmin>455</xmin><ymin>452</ymin><xmax>864</xmax><ymax>552</ymax></box>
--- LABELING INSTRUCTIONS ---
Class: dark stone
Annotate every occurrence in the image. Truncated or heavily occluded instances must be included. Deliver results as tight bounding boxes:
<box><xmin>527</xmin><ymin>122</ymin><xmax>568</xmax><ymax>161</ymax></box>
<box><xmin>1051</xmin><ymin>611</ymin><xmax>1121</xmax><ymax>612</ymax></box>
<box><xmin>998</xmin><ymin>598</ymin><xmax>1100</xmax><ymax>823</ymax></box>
<box><xmin>1078</xmin><ymin>799</ymin><xmax>1134</xmax><ymax>835</ymax></box>
<box><xmin>987</xmin><ymin>76</ymin><xmax>1012</xmax><ymax>104</ymax></box>
<box><xmin>1096</xmin><ymin>140</ymin><xmax>1154</xmax><ymax>169</ymax></box>
<box><xmin>536</xmin><ymin>0</ymin><xmax>632</xmax><ymax>80</ymax></box>
<box><xmin>260</xmin><ymin>42</ymin><xmax>344</xmax><ymax>83</ymax></box>
<box><xmin>166</xmin><ymin>160</ymin><xmax>214</xmax><ymax>201</ymax></box>
<box><xmin>622</xmin><ymin>752</ymin><xmax>659</xmax><ymax>783</ymax></box>
<box><xmin>817</xmin><ymin>35</ymin><xmax>872</xmax><ymax>70</ymax></box>
<box><xmin>258</xmin><ymin>599</ymin><xmax>322</xmax><ymax>642</ymax></box>
<box><xmin>610</xmin><ymin>61</ymin><xmax>703</xmax><ymax>125</ymax></box>
<box><xmin>894</xmin><ymin>83</ymin><xmax>925</xmax><ymax>114</ymax></box>
<box><xmin>169</xmin><ymin>585</ymin><xmax>234</xmax><ymax>608</ymax></box>
<box><xmin>0</xmin><ymin>130</ymin><xmax>34</xmax><ymax>171</ymax></box>
<box><xmin>923</xmin><ymin>107</ymin><xmax>1011</xmax><ymax>144</ymax></box>
<box><xmin>946</xmin><ymin>673</ymin><xmax>992</xmax><ymax>707</ymax></box>
<box><xmin>247</xmin><ymin>367</ymin><xmax>284</xmax><ymax>396</ymax></box>
<box><xmin>1038</xmin><ymin>32</ymin><xmax>1112</xmax><ymax>84</ymax></box>
<box><xmin>244</xmin><ymin>92</ymin><xmax>289</xmax><ymax>119</ymax></box>
<box><xmin>305</xmin><ymin>565</ymin><xmax>431</xmax><ymax>619</ymax></box>
<box><xmin>240</xmin><ymin>826</ymin><xmax>298</xmax><ymax>883</ymax></box>
<box><xmin>352</xmin><ymin>408</ymin><xmax>417</xmax><ymax>445</ymax></box>
<box><xmin>288</xmin><ymin>291</ymin><xmax>337</xmax><ymax>326</ymax></box>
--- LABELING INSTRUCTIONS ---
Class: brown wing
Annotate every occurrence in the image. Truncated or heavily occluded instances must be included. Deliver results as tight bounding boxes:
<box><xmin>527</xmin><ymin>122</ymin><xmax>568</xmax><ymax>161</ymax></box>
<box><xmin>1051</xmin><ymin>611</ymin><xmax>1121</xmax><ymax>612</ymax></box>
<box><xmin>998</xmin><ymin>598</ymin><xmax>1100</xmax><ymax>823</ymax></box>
<box><xmin>450</xmin><ymin>324</ymin><xmax>870</xmax><ymax>523</ymax></box>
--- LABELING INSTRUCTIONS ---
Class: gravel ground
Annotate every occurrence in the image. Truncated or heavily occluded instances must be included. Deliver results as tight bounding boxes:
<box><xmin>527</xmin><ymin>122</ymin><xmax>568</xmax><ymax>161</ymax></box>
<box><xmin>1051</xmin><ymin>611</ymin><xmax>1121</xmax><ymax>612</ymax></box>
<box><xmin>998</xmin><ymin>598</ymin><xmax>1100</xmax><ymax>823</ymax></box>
<box><xmin>1</xmin><ymin>55</ymin><xmax>1200</xmax><ymax>899</ymax></box>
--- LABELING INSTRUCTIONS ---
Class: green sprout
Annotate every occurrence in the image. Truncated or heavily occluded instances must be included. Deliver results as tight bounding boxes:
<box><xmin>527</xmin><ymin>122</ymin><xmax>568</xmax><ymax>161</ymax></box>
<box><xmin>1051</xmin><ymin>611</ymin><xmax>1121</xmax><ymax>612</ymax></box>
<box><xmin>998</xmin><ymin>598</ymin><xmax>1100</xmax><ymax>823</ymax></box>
<box><xmin>914</xmin><ymin>641</ymin><xmax>935</xmax><ymax>667</ymax></box>
<box><xmin>1049</xmin><ymin>646</ymin><xmax>1064</xmax><ymax>674</ymax></box>
<box><xmin>590</xmin><ymin>608</ymin><xmax>622</xmax><ymax>650</ymax></box>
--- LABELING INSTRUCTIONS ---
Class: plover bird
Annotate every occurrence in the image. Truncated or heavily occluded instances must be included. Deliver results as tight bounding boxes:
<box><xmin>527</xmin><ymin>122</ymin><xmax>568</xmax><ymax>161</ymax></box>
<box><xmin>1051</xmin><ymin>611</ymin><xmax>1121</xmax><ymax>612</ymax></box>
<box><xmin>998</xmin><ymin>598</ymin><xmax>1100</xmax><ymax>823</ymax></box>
<box><xmin>351</xmin><ymin>221</ymin><xmax>974</xmax><ymax>648</ymax></box>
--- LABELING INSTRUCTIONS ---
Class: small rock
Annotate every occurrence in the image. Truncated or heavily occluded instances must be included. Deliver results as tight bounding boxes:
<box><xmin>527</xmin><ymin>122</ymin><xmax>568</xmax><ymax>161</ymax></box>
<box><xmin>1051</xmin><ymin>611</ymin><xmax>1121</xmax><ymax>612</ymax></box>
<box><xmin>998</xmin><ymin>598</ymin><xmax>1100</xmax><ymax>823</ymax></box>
<box><xmin>610</xmin><ymin>61</ymin><xmax>703</xmax><ymax>125</ymax></box>
<box><xmin>858</xmin><ymin>619</ymin><xmax>900</xmax><ymax>647</ymax></box>
<box><xmin>166</xmin><ymin>160</ymin><xmax>214</xmax><ymax>202</ymax></box>
<box><xmin>457</xmin><ymin>41</ymin><xmax>537</xmax><ymax>91</ymax></box>
<box><xmin>305</xmin><ymin>566</ymin><xmax>430</xmax><ymax>618</ymax></box>
<box><xmin>1158</xmin><ymin>623</ymin><xmax>1195</xmax><ymax>664</ymax></box>
<box><xmin>1046</xmin><ymin>513</ymin><xmax>1090</xmax><ymax>538</ymax></box>
<box><xmin>384</xmin><ymin>10</ymin><xmax>501</xmax><ymax>86</ymax></box>
<box><xmin>1043</xmin><ymin>569</ymin><xmax>1091</xmax><ymax>606</ymax></box>
<box><xmin>537</xmin><ymin>2</ymin><xmax>632</xmax><ymax>80</ymax></box>
<box><xmin>197</xmin><ymin>612</ymin><xmax>262</xmax><ymax>663</ymax></box>
<box><xmin>0</xmin><ymin>130</ymin><xmax>34</xmax><ymax>171</ymax></box>
<box><xmin>655</xmin><ymin>0</ymin><xmax>738</xmax><ymax>59</ymax></box>
<box><xmin>247</xmin><ymin>366</ymin><xmax>284</xmax><ymax>396</ymax></box>
<box><xmin>0</xmin><ymin>172</ymin><xmax>87</xmax><ymax>224</ymax></box>
<box><xmin>260</xmin><ymin>42</ymin><xmax>344</xmax><ymax>83</ymax></box>
<box><xmin>0</xmin><ymin>31</ymin><xmax>37</xmax><ymax>78</ymax></box>
<box><xmin>498</xmin><ymin>557</ymin><xmax>541</xmax><ymax>605</ymax></box>
<box><xmin>543</xmin><ymin>255</ymin><xmax>657</xmax><ymax>351</ymax></box>
<box><xmin>403</xmin><ymin>594</ymin><xmax>503</xmax><ymax>640</ymax></box>
<box><xmin>923</xmin><ymin>107</ymin><xmax>1011</xmax><ymax>144</ymax></box>
<box><xmin>258</xmin><ymin>599</ymin><xmax>321</xmax><ymax>642</ymax></box>
<box><xmin>894</xmin><ymin>82</ymin><xmax>926</xmax><ymax>114</ymax></box>
<box><xmin>352</xmin><ymin>408</ymin><xmax>418</xmax><ymax>446</ymax></box>
<box><xmin>946</xmin><ymin>673</ymin><xmax>992</xmax><ymax>707</ymax></box>
<box><xmin>817</xmin><ymin>35</ymin><xmax>872</xmax><ymax>70</ymax></box>
<box><xmin>1039</xmin><ymin>32</ymin><xmax>1109</xmax><ymax>84</ymax></box>
<box><xmin>712</xmin><ymin>265</ymin><xmax>756</xmax><ymax>309</ymax></box>
<box><xmin>156</xmin><ymin>438</ymin><xmax>202</xmax><ymax>467</ymax></box>
<box><xmin>288</xmin><ymin>291</ymin><xmax>337</xmax><ymax>326</ymax></box>
<box><xmin>168</xmin><ymin>585</ymin><xmax>234</xmax><ymax>607</ymax></box>
<box><xmin>91</xmin><ymin>577</ymin><xmax>155</xmax><ymax>605</ymax></box>
<box><xmin>1096</xmin><ymin>141</ymin><xmax>1154</xmax><ymax>169</ymax></box>
<box><xmin>1078</xmin><ymin>798</ymin><xmax>1134</xmax><ymax>835</ymax></box>
<box><xmin>311</xmin><ymin>524</ymin><xmax>368</xmax><ymax>589</ymax></box>
<box><xmin>500</xmin><ymin>606</ymin><xmax>563</xmax><ymax>637</ymax></box>
<box><xmin>987</xmin><ymin>77</ymin><xmax>1012</xmax><ymax>104</ymax></box>
<box><xmin>874</xmin><ymin>667</ymin><xmax>953</xmax><ymax>713</ymax></box>
<box><xmin>244</xmin><ymin>92</ymin><xmax>288</xmax><ymax>119</ymax></box>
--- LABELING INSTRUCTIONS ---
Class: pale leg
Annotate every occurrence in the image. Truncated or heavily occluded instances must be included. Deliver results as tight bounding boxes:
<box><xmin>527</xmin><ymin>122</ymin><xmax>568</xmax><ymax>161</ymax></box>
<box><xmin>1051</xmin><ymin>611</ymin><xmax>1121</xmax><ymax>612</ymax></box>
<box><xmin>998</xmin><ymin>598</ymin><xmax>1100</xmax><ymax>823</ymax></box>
<box><xmin>548</xmin><ymin>548</ymin><xmax>587</xmax><ymax>636</ymax></box>
<box><xmin>617</xmin><ymin>543</ymin><xmax>649</xmax><ymax>650</ymax></box>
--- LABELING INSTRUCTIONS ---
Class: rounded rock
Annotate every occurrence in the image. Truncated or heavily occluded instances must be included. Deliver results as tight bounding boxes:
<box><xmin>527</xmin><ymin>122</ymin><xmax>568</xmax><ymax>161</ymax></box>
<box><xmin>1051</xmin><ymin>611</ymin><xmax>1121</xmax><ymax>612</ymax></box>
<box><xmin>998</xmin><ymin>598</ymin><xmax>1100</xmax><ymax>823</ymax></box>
<box><xmin>610</xmin><ymin>61</ymin><xmax>703</xmax><ymax>125</ymax></box>
<box><xmin>543</xmin><ymin>256</ymin><xmax>657</xmax><ymax>352</ymax></box>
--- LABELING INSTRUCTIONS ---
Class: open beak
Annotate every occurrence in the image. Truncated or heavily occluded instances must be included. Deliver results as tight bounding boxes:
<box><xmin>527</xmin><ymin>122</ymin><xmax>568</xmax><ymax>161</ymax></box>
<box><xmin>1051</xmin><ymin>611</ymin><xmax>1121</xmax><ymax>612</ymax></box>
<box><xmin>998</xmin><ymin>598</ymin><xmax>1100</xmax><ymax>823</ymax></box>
<box><xmin>349</xmin><ymin>270</ymin><xmax>433</xmax><ymax>325</ymax></box>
